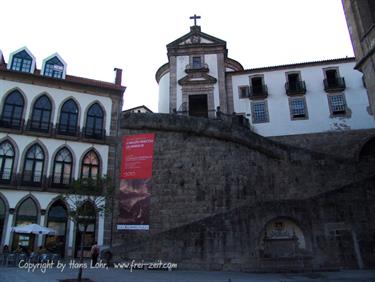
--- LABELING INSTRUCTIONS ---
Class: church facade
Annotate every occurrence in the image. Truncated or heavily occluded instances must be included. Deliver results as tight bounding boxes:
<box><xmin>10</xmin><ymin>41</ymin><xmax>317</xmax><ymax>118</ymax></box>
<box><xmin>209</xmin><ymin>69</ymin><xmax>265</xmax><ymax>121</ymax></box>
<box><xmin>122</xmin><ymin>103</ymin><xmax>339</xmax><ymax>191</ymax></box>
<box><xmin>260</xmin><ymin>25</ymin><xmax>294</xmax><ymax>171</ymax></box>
<box><xmin>156</xmin><ymin>24</ymin><xmax>374</xmax><ymax>137</ymax></box>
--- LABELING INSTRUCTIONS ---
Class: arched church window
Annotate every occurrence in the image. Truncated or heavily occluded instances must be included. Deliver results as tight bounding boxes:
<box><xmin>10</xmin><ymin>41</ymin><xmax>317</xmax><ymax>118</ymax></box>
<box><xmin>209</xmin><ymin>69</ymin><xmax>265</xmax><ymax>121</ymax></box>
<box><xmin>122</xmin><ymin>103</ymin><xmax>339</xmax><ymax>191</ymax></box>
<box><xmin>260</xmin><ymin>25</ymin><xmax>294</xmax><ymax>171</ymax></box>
<box><xmin>52</xmin><ymin>148</ymin><xmax>73</xmax><ymax>186</ymax></box>
<box><xmin>12</xmin><ymin>198</ymin><xmax>38</xmax><ymax>251</ymax></box>
<box><xmin>30</xmin><ymin>95</ymin><xmax>52</xmax><ymax>132</ymax></box>
<box><xmin>22</xmin><ymin>144</ymin><xmax>45</xmax><ymax>186</ymax></box>
<box><xmin>0</xmin><ymin>90</ymin><xmax>24</xmax><ymax>129</ymax></box>
<box><xmin>0</xmin><ymin>141</ymin><xmax>15</xmax><ymax>183</ymax></box>
<box><xmin>85</xmin><ymin>103</ymin><xmax>104</xmax><ymax>139</ymax></box>
<box><xmin>58</xmin><ymin>99</ymin><xmax>79</xmax><ymax>135</ymax></box>
<box><xmin>46</xmin><ymin>200</ymin><xmax>67</xmax><ymax>257</ymax></box>
<box><xmin>81</xmin><ymin>150</ymin><xmax>100</xmax><ymax>180</ymax></box>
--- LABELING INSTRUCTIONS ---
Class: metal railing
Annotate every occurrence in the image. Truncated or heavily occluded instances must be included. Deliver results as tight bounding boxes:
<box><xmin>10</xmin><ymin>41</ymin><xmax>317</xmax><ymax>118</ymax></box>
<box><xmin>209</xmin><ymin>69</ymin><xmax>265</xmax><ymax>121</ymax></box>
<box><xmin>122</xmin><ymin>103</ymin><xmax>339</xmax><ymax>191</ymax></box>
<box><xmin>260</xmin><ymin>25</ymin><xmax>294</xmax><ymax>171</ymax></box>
<box><xmin>83</xmin><ymin>127</ymin><xmax>106</xmax><ymax>140</ymax></box>
<box><xmin>250</xmin><ymin>84</ymin><xmax>268</xmax><ymax>99</ymax></box>
<box><xmin>0</xmin><ymin>119</ymin><xmax>106</xmax><ymax>141</ymax></box>
<box><xmin>0</xmin><ymin>116</ymin><xmax>24</xmax><ymax>130</ymax></box>
<box><xmin>173</xmin><ymin>106</ymin><xmax>250</xmax><ymax>129</ymax></box>
<box><xmin>285</xmin><ymin>81</ymin><xmax>306</xmax><ymax>95</ymax></box>
<box><xmin>323</xmin><ymin>77</ymin><xmax>346</xmax><ymax>92</ymax></box>
<box><xmin>56</xmin><ymin>123</ymin><xmax>79</xmax><ymax>137</ymax></box>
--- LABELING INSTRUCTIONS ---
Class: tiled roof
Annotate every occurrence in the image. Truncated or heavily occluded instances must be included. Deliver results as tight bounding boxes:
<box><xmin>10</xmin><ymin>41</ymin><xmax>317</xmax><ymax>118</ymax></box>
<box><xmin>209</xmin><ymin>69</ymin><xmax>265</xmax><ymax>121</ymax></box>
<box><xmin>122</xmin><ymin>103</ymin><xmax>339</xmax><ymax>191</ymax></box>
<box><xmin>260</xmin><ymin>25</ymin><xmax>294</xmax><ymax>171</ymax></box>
<box><xmin>228</xmin><ymin>57</ymin><xmax>356</xmax><ymax>75</ymax></box>
<box><xmin>0</xmin><ymin>63</ymin><xmax>125</xmax><ymax>92</ymax></box>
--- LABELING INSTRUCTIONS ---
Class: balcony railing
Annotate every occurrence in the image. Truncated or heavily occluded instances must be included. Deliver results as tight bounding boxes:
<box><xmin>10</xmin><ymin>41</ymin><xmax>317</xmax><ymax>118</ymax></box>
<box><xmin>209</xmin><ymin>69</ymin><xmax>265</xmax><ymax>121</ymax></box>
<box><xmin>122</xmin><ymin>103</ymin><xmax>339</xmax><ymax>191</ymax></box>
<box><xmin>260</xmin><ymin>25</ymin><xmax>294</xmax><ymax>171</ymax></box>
<box><xmin>0</xmin><ymin>119</ymin><xmax>106</xmax><ymax>141</ymax></box>
<box><xmin>83</xmin><ymin>127</ymin><xmax>106</xmax><ymax>140</ymax></box>
<box><xmin>324</xmin><ymin>77</ymin><xmax>346</xmax><ymax>92</ymax></box>
<box><xmin>0</xmin><ymin>116</ymin><xmax>24</xmax><ymax>130</ymax></box>
<box><xmin>250</xmin><ymin>84</ymin><xmax>268</xmax><ymax>99</ymax></box>
<box><xmin>285</xmin><ymin>81</ymin><xmax>306</xmax><ymax>95</ymax></box>
<box><xmin>25</xmin><ymin>120</ymin><xmax>52</xmax><ymax>134</ymax></box>
<box><xmin>185</xmin><ymin>63</ymin><xmax>209</xmax><ymax>73</ymax></box>
<box><xmin>56</xmin><ymin>123</ymin><xmax>79</xmax><ymax>137</ymax></box>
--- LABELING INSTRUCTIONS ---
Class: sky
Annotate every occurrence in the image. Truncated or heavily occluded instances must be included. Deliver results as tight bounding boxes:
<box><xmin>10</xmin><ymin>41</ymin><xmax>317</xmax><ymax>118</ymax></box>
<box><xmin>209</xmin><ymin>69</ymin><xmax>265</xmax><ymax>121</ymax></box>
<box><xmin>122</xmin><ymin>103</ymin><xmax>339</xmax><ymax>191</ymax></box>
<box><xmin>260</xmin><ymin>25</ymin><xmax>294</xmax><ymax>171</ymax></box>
<box><xmin>0</xmin><ymin>0</ymin><xmax>354</xmax><ymax>112</ymax></box>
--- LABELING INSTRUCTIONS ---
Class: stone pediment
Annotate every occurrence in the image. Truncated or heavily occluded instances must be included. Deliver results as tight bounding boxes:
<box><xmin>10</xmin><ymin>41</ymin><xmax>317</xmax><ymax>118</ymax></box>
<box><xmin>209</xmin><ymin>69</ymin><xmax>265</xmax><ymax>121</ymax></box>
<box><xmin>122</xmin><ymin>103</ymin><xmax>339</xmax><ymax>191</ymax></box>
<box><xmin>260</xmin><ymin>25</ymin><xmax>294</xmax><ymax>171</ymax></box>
<box><xmin>167</xmin><ymin>26</ymin><xmax>226</xmax><ymax>49</ymax></box>
<box><xmin>178</xmin><ymin>72</ymin><xmax>217</xmax><ymax>86</ymax></box>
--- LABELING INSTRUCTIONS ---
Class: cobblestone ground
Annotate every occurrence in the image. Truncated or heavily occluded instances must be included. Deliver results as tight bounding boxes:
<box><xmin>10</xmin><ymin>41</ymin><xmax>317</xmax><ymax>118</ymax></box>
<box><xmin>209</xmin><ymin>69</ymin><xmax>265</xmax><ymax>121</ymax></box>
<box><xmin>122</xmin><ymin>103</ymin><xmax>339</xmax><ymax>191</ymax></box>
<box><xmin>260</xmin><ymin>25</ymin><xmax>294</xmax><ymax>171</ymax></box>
<box><xmin>0</xmin><ymin>266</ymin><xmax>374</xmax><ymax>282</ymax></box>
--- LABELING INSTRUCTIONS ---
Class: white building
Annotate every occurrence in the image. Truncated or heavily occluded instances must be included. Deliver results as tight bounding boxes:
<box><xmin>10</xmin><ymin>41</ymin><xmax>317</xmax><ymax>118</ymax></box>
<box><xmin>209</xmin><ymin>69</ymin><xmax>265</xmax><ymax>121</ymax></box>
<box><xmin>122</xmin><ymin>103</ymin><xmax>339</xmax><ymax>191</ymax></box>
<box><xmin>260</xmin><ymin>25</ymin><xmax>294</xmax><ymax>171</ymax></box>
<box><xmin>156</xmin><ymin>24</ymin><xmax>374</xmax><ymax>136</ymax></box>
<box><xmin>0</xmin><ymin>47</ymin><xmax>124</xmax><ymax>257</ymax></box>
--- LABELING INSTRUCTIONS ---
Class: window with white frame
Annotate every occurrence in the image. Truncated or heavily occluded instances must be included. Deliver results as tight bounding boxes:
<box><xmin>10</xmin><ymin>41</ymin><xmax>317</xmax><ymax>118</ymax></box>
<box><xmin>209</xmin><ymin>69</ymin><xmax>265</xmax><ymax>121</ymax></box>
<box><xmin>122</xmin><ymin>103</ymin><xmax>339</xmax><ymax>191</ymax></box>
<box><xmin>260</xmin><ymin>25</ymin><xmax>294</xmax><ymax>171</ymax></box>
<box><xmin>44</xmin><ymin>56</ymin><xmax>64</xmax><ymax>79</ymax></box>
<box><xmin>328</xmin><ymin>94</ymin><xmax>346</xmax><ymax>115</ymax></box>
<box><xmin>289</xmin><ymin>97</ymin><xmax>308</xmax><ymax>119</ymax></box>
<box><xmin>251</xmin><ymin>101</ymin><xmax>269</xmax><ymax>123</ymax></box>
<box><xmin>11</xmin><ymin>50</ymin><xmax>32</xmax><ymax>73</ymax></box>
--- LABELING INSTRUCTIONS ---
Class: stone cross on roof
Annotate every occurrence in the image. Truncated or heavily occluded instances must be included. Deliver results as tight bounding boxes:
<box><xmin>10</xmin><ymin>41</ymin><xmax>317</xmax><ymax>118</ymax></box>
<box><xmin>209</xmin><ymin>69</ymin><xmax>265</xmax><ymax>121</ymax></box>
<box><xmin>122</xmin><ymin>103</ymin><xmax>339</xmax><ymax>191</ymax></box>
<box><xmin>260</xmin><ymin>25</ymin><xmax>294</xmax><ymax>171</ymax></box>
<box><xmin>190</xmin><ymin>14</ymin><xmax>201</xmax><ymax>26</ymax></box>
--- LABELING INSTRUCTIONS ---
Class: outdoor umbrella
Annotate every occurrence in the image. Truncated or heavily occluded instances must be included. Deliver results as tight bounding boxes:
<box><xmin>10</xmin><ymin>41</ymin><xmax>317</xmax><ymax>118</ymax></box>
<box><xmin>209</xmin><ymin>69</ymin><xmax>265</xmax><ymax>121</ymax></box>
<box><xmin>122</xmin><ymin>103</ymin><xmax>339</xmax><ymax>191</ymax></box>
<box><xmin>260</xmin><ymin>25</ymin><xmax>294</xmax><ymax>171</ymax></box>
<box><xmin>12</xmin><ymin>223</ymin><xmax>56</xmax><ymax>235</ymax></box>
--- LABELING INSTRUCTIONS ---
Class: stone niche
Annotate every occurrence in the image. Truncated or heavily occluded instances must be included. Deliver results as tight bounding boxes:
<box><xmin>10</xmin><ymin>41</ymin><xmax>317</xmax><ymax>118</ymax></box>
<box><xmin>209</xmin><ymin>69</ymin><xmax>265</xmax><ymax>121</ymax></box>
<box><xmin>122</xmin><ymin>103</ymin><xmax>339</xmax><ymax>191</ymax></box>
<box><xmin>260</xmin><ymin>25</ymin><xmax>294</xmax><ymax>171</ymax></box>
<box><xmin>261</xmin><ymin>218</ymin><xmax>306</xmax><ymax>258</ymax></box>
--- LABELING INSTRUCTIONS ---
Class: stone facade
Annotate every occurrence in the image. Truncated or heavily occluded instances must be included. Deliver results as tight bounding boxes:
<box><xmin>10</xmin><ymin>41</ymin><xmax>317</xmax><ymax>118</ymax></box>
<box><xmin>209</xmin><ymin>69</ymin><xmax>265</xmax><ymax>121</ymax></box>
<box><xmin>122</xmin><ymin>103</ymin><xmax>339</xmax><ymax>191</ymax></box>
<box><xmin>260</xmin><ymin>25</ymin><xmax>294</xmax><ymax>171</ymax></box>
<box><xmin>342</xmin><ymin>0</ymin><xmax>375</xmax><ymax>119</ymax></box>
<box><xmin>109</xmin><ymin>113</ymin><xmax>375</xmax><ymax>271</ymax></box>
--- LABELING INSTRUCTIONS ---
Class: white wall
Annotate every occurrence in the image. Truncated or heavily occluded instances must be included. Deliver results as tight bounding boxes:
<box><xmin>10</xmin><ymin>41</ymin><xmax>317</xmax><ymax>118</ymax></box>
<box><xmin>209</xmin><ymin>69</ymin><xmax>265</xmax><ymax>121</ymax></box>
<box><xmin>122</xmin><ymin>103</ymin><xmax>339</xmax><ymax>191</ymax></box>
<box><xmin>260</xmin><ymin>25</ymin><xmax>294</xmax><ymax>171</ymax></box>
<box><xmin>174</xmin><ymin>54</ymin><xmax>220</xmax><ymax>111</ymax></box>
<box><xmin>206</xmin><ymin>54</ymin><xmax>220</xmax><ymax>110</ymax></box>
<box><xmin>158</xmin><ymin>72</ymin><xmax>170</xmax><ymax>113</ymax></box>
<box><xmin>0</xmin><ymin>80</ymin><xmax>113</xmax><ymax>134</ymax></box>
<box><xmin>176</xmin><ymin>55</ymin><xmax>189</xmax><ymax>110</ymax></box>
<box><xmin>232</xmin><ymin>62</ymin><xmax>375</xmax><ymax>136</ymax></box>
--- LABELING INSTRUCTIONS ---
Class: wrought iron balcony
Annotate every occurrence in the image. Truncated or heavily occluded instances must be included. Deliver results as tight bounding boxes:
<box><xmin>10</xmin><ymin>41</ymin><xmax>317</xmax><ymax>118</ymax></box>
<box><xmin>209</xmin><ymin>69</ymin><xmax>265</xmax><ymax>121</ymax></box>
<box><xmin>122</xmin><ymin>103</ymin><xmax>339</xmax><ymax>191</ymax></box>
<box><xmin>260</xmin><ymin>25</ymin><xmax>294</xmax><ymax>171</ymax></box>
<box><xmin>285</xmin><ymin>81</ymin><xmax>306</xmax><ymax>96</ymax></box>
<box><xmin>324</xmin><ymin>77</ymin><xmax>346</xmax><ymax>92</ymax></box>
<box><xmin>83</xmin><ymin>127</ymin><xmax>106</xmax><ymax>140</ymax></box>
<box><xmin>25</xmin><ymin>119</ymin><xmax>52</xmax><ymax>134</ymax></box>
<box><xmin>250</xmin><ymin>84</ymin><xmax>268</xmax><ymax>99</ymax></box>
<box><xmin>185</xmin><ymin>63</ymin><xmax>209</xmax><ymax>73</ymax></box>
<box><xmin>56</xmin><ymin>123</ymin><xmax>79</xmax><ymax>137</ymax></box>
<box><xmin>0</xmin><ymin>116</ymin><xmax>24</xmax><ymax>130</ymax></box>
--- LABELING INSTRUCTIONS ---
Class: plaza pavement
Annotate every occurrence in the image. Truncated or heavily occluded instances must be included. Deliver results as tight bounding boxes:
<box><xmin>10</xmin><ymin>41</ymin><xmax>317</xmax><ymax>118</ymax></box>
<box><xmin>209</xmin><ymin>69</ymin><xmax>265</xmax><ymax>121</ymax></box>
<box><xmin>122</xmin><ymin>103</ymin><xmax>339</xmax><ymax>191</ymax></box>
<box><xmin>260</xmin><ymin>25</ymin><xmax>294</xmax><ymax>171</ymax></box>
<box><xmin>0</xmin><ymin>266</ymin><xmax>375</xmax><ymax>282</ymax></box>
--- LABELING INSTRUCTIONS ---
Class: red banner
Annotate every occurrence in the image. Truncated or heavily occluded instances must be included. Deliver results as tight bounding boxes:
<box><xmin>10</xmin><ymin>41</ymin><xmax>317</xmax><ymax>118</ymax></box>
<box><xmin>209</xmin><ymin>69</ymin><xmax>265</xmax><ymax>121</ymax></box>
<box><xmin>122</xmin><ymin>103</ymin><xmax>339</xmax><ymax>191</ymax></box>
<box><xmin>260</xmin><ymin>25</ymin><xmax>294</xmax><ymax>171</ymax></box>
<box><xmin>118</xmin><ymin>134</ymin><xmax>155</xmax><ymax>231</ymax></box>
<box><xmin>120</xmin><ymin>134</ymin><xmax>155</xmax><ymax>179</ymax></box>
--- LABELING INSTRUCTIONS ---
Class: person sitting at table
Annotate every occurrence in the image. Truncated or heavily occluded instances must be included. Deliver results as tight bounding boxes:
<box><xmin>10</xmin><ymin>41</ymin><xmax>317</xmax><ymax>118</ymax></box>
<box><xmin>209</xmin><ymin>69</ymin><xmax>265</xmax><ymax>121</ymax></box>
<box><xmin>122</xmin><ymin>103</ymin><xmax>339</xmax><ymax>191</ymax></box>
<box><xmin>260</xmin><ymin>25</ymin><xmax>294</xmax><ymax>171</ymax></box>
<box><xmin>15</xmin><ymin>245</ymin><xmax>23</xmax><ymax>254</ymax></box>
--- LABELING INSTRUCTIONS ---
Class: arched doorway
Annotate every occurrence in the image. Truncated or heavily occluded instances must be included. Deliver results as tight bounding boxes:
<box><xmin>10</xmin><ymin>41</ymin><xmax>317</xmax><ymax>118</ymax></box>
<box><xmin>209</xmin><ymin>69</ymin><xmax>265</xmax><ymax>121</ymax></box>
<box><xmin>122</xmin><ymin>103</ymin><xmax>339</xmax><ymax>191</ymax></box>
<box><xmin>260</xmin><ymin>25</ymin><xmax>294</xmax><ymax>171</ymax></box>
<box><xmin>74</xmin><ymin>202</ymin><xmax>96</xmax><ymax>258</ymax></box>
<box><xmin>46</xmin><ymin>200</ymin><xmax>68</xmax><ymax>257</ymax></box>
<box><xmin>12</xmin><ymin>198</ymin><xmax>38</xmax><ymax>251</ymax></box>
<box><xmin>0</xmin><ymin>197</ymin><xmax>5</xmax><ymax>245</ymax></box>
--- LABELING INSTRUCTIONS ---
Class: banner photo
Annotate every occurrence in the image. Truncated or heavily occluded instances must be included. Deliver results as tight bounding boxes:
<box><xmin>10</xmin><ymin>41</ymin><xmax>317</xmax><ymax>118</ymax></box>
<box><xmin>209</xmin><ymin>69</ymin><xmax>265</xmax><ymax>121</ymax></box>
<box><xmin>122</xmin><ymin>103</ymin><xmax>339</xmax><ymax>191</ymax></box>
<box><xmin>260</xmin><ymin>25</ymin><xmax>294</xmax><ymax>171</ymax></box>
<box><xmin>118</xmin><ymin>134</ymin><xmax>155</xmax><ymax>231</ymax></box>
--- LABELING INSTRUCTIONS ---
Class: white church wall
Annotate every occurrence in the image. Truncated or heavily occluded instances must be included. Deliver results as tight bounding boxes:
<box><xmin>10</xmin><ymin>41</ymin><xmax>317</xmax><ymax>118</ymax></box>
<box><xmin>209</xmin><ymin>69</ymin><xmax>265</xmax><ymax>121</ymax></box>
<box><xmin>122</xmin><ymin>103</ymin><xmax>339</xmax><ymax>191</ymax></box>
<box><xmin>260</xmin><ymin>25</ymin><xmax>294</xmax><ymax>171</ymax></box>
<box><xmin>205</xmin><ymin>54</ymin><xmax>220</xmax><ymax>110</ymax></box>
<box><xmin>158</xmin><ymin>72</ymin><xmax>170</xmax><ymax>113</ymax></box>
<box><xmin>176</xmin><ymin>56</ymin><xmax>189</xmax><ymax>111</ymax></box>
<box><xmin>0</xmin><ymin>80</ymin><xmax>113</xmax><ymax>134</ymax></box>
<box><xmin>232</xmin><ymin>61</ymin><xmax>374</xmax><ymax>137</ymax></box>
<box><xmin>0</xmin><ymin>133</ymin><xmax>109</xmax><ymax>178</ymax></box>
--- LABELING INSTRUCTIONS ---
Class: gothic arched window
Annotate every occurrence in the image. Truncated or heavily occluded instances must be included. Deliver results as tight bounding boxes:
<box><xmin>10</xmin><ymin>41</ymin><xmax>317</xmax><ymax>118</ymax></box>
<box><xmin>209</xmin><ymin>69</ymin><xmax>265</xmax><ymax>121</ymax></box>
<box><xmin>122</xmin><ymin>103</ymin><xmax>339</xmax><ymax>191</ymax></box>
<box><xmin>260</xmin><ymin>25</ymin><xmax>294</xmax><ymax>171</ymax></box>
<box><xmin>0</xmin><ymin>141</ymin><xmax>15</xmax><ymax>182</ymax></box>
<box><xmin>52</xmin><ymin>148</ymin><xmax>73</xmax><ymax>186</ymax></box>
<box><xmin>30</xmin><ymin>95</ymin><xmax>52</xmax><ymax>132</ymax></box>
<box><xmin>13</xmin><ymin>198</ymin><xmax>38</xmax><ymax>251</ymax></box>
<box><xmin>85</xmin><ymin>103</ymin><xmax>104</xmax><ymax>139</ymax></box>
<box><xmin>81</xmin><ymin>151</ymin><xmax>100</xmax><ymax>179</ymax></box>
<box><xmin>22</xmin><ymin>144</ymin><xmax>45</xmax><ymax>185</ymax></box>
<box><xmin>0</xmin><ymin>90</ymin><xmax>24</xmax><ymax>129</ymax></box>
<box><xmin>58</xmin><ymin>99</ymin><xmax>79</xmax><ymax>135</ymax></box>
